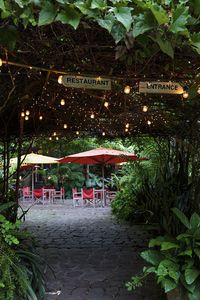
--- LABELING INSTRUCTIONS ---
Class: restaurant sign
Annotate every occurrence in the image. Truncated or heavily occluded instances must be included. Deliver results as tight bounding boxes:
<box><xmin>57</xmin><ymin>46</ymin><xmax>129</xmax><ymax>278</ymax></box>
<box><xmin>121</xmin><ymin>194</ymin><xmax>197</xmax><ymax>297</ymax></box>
<box><xmin>139</xmin><ymin>81</ymin><xmax>183</xmax><ymax>94</ymax></box>
<box><xmin>62</xmin><ymin>75</ymin><xmax>111</xmax><ymax>90</ymax></box>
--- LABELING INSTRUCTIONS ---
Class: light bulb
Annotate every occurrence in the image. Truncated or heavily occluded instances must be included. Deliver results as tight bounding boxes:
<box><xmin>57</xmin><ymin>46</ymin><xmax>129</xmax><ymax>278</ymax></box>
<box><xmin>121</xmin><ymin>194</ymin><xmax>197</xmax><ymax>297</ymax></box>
<box><xmin>197</xmin><ymin>86</ymin><xmax>200</xmax><ymax>94</ymax></box>
<box><xmin>53</xmin><ymin>132</ymin><xmax>57</xmax><ymax>136</ymax></box>
<box><xmin>56</xmin><ymin>136</ymin><xmax>59</xmax><ymax>140</ymax></box>
<box><xmin>25</xmin><ymin>116</ymin><xmax>29</xmax><ymax>121</ymax></box>
<box><xmin>49</xmin><ymin>137</ymin><xmax>52</xmax><ymax>141</ymax></box>
<box><xmin>104</xmin><ymin>101</ymin><xmax>109</xmax><ymax>108</ymax></box>
<box><xmin>39</xmin><ymin>115</ymin><xmax>43</xmax><ymax>120</ymax></box>
<box><xmin>90</xmin><ymin>112</ymin><xmax>95</xmax><ymax>119</ymax></box>
<box><xmin>25</xmin><ymin>110</ymin><xmax>30</xmax><ymax>116</ymax></box>
<box><xmin>147</xmin><ymin>120</ymin><xmax>151</xmax><ymax>125</ymax></box>
<box><xmin>102</xmin><ymin>132</ymin><xmax>105</xmax><ymax>136</ymax></box>
<box><xmin>125</xmin><ymin>123</ymin><xmax>129</xmax><ymax>128</ymax></box>
<box><xmin>0</xmin><ymin>58</ymin><xmax>3</xmax><ymax>66</ymax></box>
<box><xmin>125</xmin><ymin>128</ymin><xmax>129</xmax><ymax>132</ymax></box>
<box><xmin>58</xmin><ymin>75</ymin><xmax>63</xmax><ymax>84</ymax></box>
<box><xmin>21</xmin><ymin>112</ymin><xmax>25</xmax><ymax>117</ymax></box>
<box><xmin>64</xmin><ymin>123</ymin><xmax>67</xmax><ymax>129</ymax></box>
<box><xmin>124</xmin><ymin>85</ymin><xmax>131</xmax><ymax>94</ymax></box>
<box><xmin>143</xmin><ymin>105</ymin><xmax>148</xmax><ymax>112</ymax></box>
<box><xmin>60</xmin><ymin>99</ymin><xmax>65</xmax><ymax>105</ymax></box>
<box><xmin>183</xmin><ymin>91</ymin><xmax>189</xmax><ymax>99</ymax></box>
<box><xmin>76</xmin><ymin>131</ymin><xmax>79</xmax><ymax>135</ymax></box>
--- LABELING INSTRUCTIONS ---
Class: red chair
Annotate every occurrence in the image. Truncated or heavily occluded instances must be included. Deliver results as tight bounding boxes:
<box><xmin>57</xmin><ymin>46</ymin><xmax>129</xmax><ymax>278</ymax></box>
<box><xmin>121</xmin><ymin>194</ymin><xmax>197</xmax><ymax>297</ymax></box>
<box><xmin>21</xmin><ymin>186</ymin><xmax>33</xmax><ymax>203</ymax></box>
<box><xmin>82</xmin><ymin>188</ymin><xmax>96</xmax><ymax>207</ymax></box>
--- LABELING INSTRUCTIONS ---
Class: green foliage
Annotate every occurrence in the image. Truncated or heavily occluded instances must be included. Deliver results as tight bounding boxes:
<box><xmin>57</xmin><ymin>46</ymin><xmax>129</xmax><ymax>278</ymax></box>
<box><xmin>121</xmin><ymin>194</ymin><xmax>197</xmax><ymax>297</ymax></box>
<box><xmin>126</xmin><ymin>209</ymin><xmax>200</xmax><ymax>298</ymax></box>
<box><xmin>0</xmin><ymin>202</ymin><xmax>46</xmax><ymax>300</ymax></box>
<box><xmin>0</xmin><ymin>0</ymin><xmax>199</xmax><ymax>58</ymax></box>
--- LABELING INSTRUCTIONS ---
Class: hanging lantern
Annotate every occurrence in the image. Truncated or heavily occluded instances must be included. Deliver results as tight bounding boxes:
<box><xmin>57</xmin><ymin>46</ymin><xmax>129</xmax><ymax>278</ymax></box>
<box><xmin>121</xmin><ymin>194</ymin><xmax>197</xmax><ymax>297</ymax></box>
<box><xmin>58</xmin><ymin>75</ymin><xmax>63</xmax><ymax>84</ymax></box>
<box><xmin>60</xmin><ymin>99</ymin><xmax>65</xmax><ymax>105</ymax></box>
<box><xmin>124</xmin><ymin>85</ymin><xmax>131</xmax><ymax>94</ymax></box>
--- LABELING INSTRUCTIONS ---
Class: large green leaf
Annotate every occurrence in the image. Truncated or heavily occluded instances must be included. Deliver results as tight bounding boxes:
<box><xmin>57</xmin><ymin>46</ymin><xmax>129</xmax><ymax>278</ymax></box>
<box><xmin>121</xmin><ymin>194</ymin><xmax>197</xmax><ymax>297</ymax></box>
<box><xmin>141</xmin><ymin>250</ymin><xmax>164</xmax><ymax>265</ymax></box>
<box><xmin>190</xmin><ymin>212</ymin><xmax>200</xmax><ymax>228</ymax></box>
<box><xmin>38</xmin><ymin>2</ymin><xmax>57</xmax><ymax>26</ymax></box>
<box><xmin>56</xmin><ymin>7</ymin><xmax>81</xmax><ymax>29</ymax></box>
<box><xmin>97</xmin><ymin>15</ymin><xmax>115</xmax><ymax>33</ymax></box>
<box><xmin>149</xmin><ymin>236</ymin><xmax>164</xmax><ymax>247</ymax></box>
<box><xmin>172</xmin><ymin>208</ymin><xmax>191</xmax><ymax>229</ymax></box>
<box><xmin>148</xmin><ymin>3</ymin><xmax>169</xmax><ymax>25</ymax></box>
<box><xmin>111</xmin><ymin>22</ymin><xmax>126</xmax><ymax>43</ymax></box>
<box><xmin>113</xmin><ymin>7</ymin><xmax>133</xmax><ymax>31</ymax></box>
<box><xmin>151</xmin><ymin>34</ymin><xmax>174</xmax><ymax>58</ymax></box>
<box><xmin>161</xmin><ymin>241</ymin><xmax>179</xmax><ymax>251</ymax></box>
<box><xmin>185</xmin><ymin>268</ymin><xmax>200</xmax><ymax>285</ymax></box>
<box><xmin>132</xmin><ymin>11</ymin><xmax>157</xmax><ymax>37</ymax></box>
<box><xmin>190</xmin><ymin>32</ymin><xmax>200</xmax><ymax>54</ymax></box>
<box><xmin>91</xmin><ymin>0</ymin><xmax>107</xmax><ymax>10</ymax></box>
<box><xmin>170</xmin><ymin>5</ymin><xmax>190</xmax><ymax>34</ymax></box>
<box><xmin>161</xmin><ymin>278</ymin><xmax>177</xmax><ymax>293</ymax></box>
<box><xmin>0</xmin><ymin>0</ymin><xmax>5</xmax><ymax>11</ymax></box>
<box><xmin>0</xmin><ymin>25</ymin><xmax>18</xmax><ymax>50</ymax></box>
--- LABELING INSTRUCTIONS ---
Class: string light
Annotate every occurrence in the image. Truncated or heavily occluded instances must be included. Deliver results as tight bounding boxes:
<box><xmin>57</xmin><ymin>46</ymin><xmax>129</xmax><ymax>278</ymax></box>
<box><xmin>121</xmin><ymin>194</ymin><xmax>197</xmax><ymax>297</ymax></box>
<box><xmin>125</xmin><ymin>123</ymin><xmax>129</xmax><ymax>128</ymax></box>
<box><xmin>63</xmin><ymin>123</ymin><xmax>67</xmax><ymax>129</ymax></box>
<box><xmin>60</xmin><ymin>99</ymin><xmax>65</xmax><ymax>105</ymax></box>
<box><xmin>90</xmin><ymin>112</ymin><xmax>95</xmax><ymax>119</ymax></box>
<box><xmin>0</xmin><ymin>59</ymin><xmax>2</xmax><ymax>67</ymax></box>
<box><xmin>147</xmin><ymin>120</ymin><xmax>151</xmax><ymax>125</ymax></box>
<box><xmin>21</xmin><ymin>111</ymin><xmax>25</xmax><ymax>117</ymax></box>
<box><xmin>25</xmin><ymin>116</ymin><xmax>29</xmax><ymax>121</ymax></box>
<box><xmin>143</xmin><ymin>105</ymin><xmax>148</xmax><ymax>112</ymax></box>
<box><xmin>49</xmin><ymin>137</ymin><xmax>52</xmax><ymax>140</ymax></box>
<box><xmin>39</xmin><ymin>115</ymin><xmax>43</xmax><ymax>120</ymax></box>
<box><xmin>125</xmin><ymin>128</ymin><xmax>129</xmax><ymax>132</ymax></box>
<box><xmin>124</xmin><ymin>85</ymin><xmax>131</xmax><ymax>94</ymax></box>
<box><xmin>182</xmin><ymin>91</ymin><xmax>189</xmax><ymax>99</ymax></box>
<box><xmin>58</xmin><ymin>75</ymin><xmax>63</xmax><ymax>84</ymax></box>
<box><xmin>102</xmin><ymin>132</ymin><xmax>105</xmax><ymax>136</ymax></box>
<box><xmin>104</xmin><ymin>101</ymin><xmax>109</xmax><ymax>108</ymax></box>
<box><xmin>25</xmin><ymin>110</ymin><xmax>30</xmax><ymax>116</ymax></box>
<box><xmin>76</xmin><ymin>131</ymin><xmax>79</xmax><ymax>135</ymax></box>
<box><xmin>53</xmin><ymin>132</ymin><xmax>57</xmax><ymax>136</ymax></box>
<box><xmin>56</xmin><ymin>136</ymin><xmax>59</xmax><ymax>140</ymax></box>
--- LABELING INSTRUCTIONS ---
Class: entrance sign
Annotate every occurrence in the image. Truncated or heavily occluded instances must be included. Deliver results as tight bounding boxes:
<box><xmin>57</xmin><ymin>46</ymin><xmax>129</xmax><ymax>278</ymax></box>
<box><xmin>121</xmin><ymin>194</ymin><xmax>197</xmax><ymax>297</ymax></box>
<box><xmin>139</xmin><ymin>81</ymin><xmax>183</xmax><ymax>94</ymax></box>
<box><xmin>62</xmin><ymin>75</ymin><xmax>111</xmax><ymax>90</ymax></box>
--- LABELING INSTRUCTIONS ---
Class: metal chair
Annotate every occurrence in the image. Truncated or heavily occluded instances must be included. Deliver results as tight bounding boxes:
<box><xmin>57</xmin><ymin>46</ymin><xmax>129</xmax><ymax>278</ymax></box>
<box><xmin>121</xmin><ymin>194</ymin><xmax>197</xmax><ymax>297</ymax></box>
<box><xmin>53</xmin><ymin>187</ymin><xmax>65</xmax><ymax>203</ymax></box>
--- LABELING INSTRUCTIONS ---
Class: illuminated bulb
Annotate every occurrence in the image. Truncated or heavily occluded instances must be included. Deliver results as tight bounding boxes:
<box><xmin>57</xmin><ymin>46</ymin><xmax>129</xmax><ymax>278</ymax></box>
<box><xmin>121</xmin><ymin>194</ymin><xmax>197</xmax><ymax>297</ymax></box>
<box><xmin>0</xmin><ymin>58</ymin><xmax>3</xmax><ymax>66</ymax></box>
<box><xmin>104</xmin><ymin>101</ymin><xmax>109</xmax><ymax>108</ymax></box>
<box><xmin>60</xmin><ymin>99</ymin><xmax>65</xmax><ymax>105</ymax></box>
<box><xmin>53</xmin><ymin>132</ymin><xmax>57</xmax><ymax>136</ymax></box>
<box><xmin>125</xmin><ymin>128</ymin><xmax>129</xmax><ymax>132</ymax></box>
<box><xmin>21</xmin><ymin>111</ymin><xmax>25</xmax><ymax>117</ymax></box>
<box><xmin>64</xmin><ymin>123</ymin><xmax>67</xmax><ymax>129</ymax></box>
<box><xmin>76</xmin><ymin>131</ymin><xmax>79</xmax><ymax>135</ymax></box>
<box><xmin>197</xmin><ymin>86</ymin><xmax>200</xmax><ymax>94</ymax></box>
<box><xmin>39</xmin><ymin>115</ymin><xmax>43</xmax><ymax>120</ymax></box>
<box><xmin>25</xmin><ymin>110</ymin><xmax>30</xmax><ymax>116</ymax></box>
<box><xmin>124</xmin><ymin>85</ymin><xmax>131</xmax><ymax>94</ymax></box>
<box><xmin>49</xmin><ymin>137</ymin><xmax>52</xmax><ymax>141</ymax></box>
<box><xmin>183</xmin><ymin>91</ymin><xmax>189</xmax><ymax>99</ymax></box>
<box><xmin>25</xmin><ymin>116</ymin><xmax>29</xmax><ymax>121</ymax></box>
<box><xmin>90</xmin><ymin>112</ymin><xmax>95</xmax><ymax>119</ymax></box>
<box><xmin>58</xmin><ymin>75</ymin><xmax>63</xmax><ymax>84</ymax></box>
<box><xmin>125</xmin><ymin>123</ymin><xmax>129</xmax><ymax>128</ymax></box>
<box><xmin>147</xmin><ymin>120</ymin><xmax>151</xmax><ymax>125</ymax></box>
<box><xmin>143</xmin><ymin>105</ymin><xmax>148</xmax><ymax>112</ymax></box>
<box><xmin>56</xmin><ymin>136</ymin><xmax>59</xmax><ymax>140</ymax></box>
<box><xmin>102</xmin><ymin>132</ymin><xmax>105</xmax><ymax>136</ymax></box>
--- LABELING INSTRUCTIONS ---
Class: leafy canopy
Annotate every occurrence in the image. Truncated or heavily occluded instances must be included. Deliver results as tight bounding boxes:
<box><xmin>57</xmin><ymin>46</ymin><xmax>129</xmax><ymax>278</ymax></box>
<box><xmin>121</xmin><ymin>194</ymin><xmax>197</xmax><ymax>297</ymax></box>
<box><xmin>0</xmin><ymin>0</ymin><xmax>200</xmax><ymax>58</ymax></box>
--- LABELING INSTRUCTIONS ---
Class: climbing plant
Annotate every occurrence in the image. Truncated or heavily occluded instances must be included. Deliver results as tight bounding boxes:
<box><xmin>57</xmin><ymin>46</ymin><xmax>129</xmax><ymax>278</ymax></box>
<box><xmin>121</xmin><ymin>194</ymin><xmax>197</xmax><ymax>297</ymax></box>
<box><xmin>0</xmin><ymin>0</ymin><xmax>200</xmax><ymax>58</ymax></box>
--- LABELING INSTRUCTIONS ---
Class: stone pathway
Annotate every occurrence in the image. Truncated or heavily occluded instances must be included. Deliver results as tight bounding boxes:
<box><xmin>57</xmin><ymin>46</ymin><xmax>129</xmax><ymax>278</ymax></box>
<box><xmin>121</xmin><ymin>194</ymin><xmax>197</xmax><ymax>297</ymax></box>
<box><xmin>21</xmin><ymin>202</ymin><xmax>164</xmax><ymax>300</ymax></box>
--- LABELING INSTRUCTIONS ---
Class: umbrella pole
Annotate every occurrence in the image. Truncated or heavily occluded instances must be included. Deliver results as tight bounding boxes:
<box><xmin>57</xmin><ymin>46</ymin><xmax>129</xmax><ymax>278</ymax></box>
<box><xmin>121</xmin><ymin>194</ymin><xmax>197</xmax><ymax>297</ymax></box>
<box><xmin>102</xmin><ymin>164</ymin><xmax>105</xmax><ymax>206</ymax></box>
<box><xmin>32</xmin><ymin>169</ymin><xmax>34</xmax><ymax>200</ymax></box>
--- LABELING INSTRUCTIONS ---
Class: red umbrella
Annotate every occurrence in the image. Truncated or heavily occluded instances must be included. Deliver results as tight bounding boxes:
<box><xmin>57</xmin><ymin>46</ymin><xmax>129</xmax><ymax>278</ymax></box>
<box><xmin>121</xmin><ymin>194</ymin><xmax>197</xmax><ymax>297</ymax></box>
<box><xmin>59</xmin><ymin>148</ymin><xmax>148</xmax><ymax>204</ymax></box>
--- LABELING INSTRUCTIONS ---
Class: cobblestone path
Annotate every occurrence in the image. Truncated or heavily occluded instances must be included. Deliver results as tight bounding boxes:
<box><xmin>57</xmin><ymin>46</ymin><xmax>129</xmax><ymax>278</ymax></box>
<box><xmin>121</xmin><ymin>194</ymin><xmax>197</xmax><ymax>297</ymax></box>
<box><xmin>22</xmin><ymin>203</ymin><xmax>163</xmax><ymax>300</ymax></box>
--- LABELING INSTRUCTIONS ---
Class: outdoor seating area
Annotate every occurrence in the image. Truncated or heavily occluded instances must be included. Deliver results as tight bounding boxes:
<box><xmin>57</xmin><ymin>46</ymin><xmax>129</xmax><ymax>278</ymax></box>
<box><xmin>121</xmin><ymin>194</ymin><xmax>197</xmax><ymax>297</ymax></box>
<box><xmin>20</xmin><ymin>186</ymin><xmax>65</xmax><ymax>204</ymax></box>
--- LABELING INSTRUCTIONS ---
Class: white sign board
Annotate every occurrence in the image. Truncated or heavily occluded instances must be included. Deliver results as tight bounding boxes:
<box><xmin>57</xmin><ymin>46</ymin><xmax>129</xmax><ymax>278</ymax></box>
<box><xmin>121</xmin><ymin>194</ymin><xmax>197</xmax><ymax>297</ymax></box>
<box><xmin>62</xmin><ymin>75</ymin><xmax>111</xmax><ymax>90</ymax></box>
<box><xmin>139</xmin><ymin>81</ymin><xmax>183</xmax><ymax>94</ymax></box>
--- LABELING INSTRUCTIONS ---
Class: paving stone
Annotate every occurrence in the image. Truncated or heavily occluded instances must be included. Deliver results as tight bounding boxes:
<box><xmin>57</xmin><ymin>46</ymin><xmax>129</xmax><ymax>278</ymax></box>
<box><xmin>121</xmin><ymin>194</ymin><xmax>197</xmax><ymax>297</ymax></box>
<box><xmin>21</xmin><ymin>202</ymin><xmax>162</xmax><ymax>300</ymax></box>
